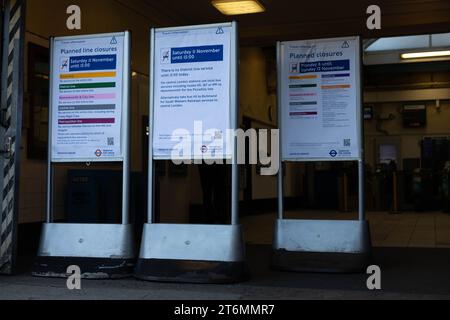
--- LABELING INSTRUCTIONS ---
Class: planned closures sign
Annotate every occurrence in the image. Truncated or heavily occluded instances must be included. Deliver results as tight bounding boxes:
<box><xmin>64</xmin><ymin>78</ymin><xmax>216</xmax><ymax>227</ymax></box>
<box><xmin>152</xmin><ymin>24</ymin><xmax>233</xmax><ymax>160</ymax></box>
<box><xmin>280</xmin><ymin>37</ymin><xmax>362</xmax><ymax>161</ymax></box>
<box><xmin>50</xmin><ymin>33</ymin><xmax>127</xmax><ymax>162</ymax></box>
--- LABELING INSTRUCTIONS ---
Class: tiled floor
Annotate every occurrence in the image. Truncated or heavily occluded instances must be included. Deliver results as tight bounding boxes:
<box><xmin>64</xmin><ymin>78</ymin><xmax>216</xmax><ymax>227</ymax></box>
<box><xmin>241</xmin><ymin>210</ymin><xmax>450</xmax><ymax>248</ymax></box>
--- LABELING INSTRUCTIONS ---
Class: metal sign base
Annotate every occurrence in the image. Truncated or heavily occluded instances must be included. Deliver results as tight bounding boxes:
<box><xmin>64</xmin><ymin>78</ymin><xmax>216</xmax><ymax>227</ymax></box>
<box><xmin>271</xmin><ymin>219</ymin><xmax>372</xmax><ymax>273</ymax></box>
<box><xmin>135</xmin><ymin>223</ymin><xmax>249</xmax><ymax>283</ymax></box>
<box><xmin>32</xmin><ymin>223</ymin><xmax>135</xmax><ymax>279</ymax></box>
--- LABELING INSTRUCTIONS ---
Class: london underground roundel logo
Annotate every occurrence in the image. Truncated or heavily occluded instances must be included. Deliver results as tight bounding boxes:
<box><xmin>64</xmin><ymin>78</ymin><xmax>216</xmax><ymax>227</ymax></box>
<box><xmin>329</xmin><ymin>150</ymin><xmax>338</xmax><ymax>158</ymax></box>
<box><xmin>95</xmin><ymin>149</ymin><xmax>103</xmax><ymax>157</ymax></box>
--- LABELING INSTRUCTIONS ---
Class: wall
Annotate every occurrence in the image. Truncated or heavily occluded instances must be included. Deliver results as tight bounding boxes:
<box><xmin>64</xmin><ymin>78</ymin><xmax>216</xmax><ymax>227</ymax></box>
<box><xmin>239</xmin><ymin>47</ymin><xmax>276</xmax><ymax>126</ymax></box>
<box><xmin>364</xmin><ymin>100</ymin><xmax>450</xmax><ymax>170</ymax></box>
<box><xmin>239</xmin><ymin>47</ymin><xmax>303</xmax><ymax>200</ymax></box>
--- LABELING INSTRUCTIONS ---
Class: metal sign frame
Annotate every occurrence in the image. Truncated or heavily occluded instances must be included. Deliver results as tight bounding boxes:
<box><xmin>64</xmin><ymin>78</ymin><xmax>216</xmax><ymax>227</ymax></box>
<box><xmin>33</xmin><ymin>31</ymin><xmax>134</xmax><ymax>279</ymax></box>
<box><xmin>277</xmin><ymin>36</ymin><xmax>365</xmax><ymax>221</ymax></box>
<box><xmin>279</xmin><ymin>36</ymin><xmax>363</xmax><ymax>163</ymax></box>
<box><xmin>137</xmin><ymin>22</ymin><xmax>248</xmax><ymax>283</ymax></box>
<box><xmin>147</xmin><ymin>22</ymin><xmax>239</xmax><ymax>226</ymax></box>
<box><xmin>151</xmin><ymin>24</ymin><xmax>234</xmax><ymax>162</ymax></box>
<box><xmin>274</xmin><ymin>36</ymin><xmax>371</xmax><ymax>273</ymax></box>
<box><xmin>48</xmin><ymin>32</ymin><xmax>129</xmax><ymax>163</ymax></box>
<box><xmin>46</xmin><ymin>31</ymin><xmax>131</xmax><ymax>225</ymax></box>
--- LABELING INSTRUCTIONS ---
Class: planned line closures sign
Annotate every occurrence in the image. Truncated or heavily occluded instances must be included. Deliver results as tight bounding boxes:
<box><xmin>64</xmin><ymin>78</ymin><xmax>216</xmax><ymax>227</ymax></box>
<box><xmin>280</xmin><ymin>37</ymin><xmax>362</xmax><ymax>161</ymax></box>
<box><xmin>50</xmin><ymin>33</ymin><xmax>128</xmax><ymax>162</ymax></box>
<box><xmin>152</xmin><ymin>24</ymin><xmax>233</xmax><ymax>160</ymax></box>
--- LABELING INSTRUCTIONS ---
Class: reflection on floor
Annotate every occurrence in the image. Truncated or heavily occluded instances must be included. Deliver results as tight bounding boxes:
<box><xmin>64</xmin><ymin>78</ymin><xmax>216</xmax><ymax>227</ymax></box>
<box><xmin>242</xmin><ymin>211</ymin><xmax>450</xmax><ymax>248</ymax></box>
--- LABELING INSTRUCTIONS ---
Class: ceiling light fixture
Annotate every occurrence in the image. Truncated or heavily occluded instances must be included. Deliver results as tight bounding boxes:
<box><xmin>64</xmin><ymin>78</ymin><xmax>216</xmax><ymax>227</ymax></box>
<box><xmin>211</xmin><ymin>0</ymin><xmax>265</xmax><ymax>16</ymax></box>
<box><xmin>401</xmin><ymin>50</ymin><xmax>450</xmax><ymax>59</ymax></box>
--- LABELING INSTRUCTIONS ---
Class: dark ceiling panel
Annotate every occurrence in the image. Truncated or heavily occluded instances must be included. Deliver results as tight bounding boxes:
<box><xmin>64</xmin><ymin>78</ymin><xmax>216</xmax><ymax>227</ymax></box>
<box><xmin>141</xmin><ymin>0</ymin><xmax>450</xmax><ymax>45</ymax></box>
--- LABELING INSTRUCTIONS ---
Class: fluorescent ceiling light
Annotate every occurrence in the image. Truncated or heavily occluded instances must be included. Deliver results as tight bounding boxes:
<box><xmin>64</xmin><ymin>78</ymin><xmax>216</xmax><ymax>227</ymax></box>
<box><xmin>401</xmin><ymin>50</ymin><xmax>450</xmax><ymax>59</ymax></box>
<box><xmin>212</xmin><ymin>0</ymin><xmax>265</xmax><ymax>15</ymax></box>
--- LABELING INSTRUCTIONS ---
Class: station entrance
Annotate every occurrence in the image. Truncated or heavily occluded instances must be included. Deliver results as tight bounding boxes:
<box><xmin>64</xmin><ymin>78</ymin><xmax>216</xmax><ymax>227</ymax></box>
<box><xmin>0</xmin><ymin>0</ymin><xmax>449</xmax><ymax>289</ymax></box>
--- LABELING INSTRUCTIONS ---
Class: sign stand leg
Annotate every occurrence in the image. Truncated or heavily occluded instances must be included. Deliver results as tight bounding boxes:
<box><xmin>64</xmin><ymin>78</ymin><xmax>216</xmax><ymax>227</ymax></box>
<box><xmin>358</xmin><ymin>159</ymin><xmax>366</xmax><ymax>221</ymax></box>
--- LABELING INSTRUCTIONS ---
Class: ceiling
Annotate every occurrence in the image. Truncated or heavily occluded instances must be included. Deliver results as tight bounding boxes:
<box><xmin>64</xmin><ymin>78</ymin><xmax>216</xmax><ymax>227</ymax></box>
<box><xmin>143</xmin><ymin>0</ymin><xmax>368</xmax><ymax>28</ymax></box>
<box><xmin>138</xmin><ymin>0</ymin><xmax>450</xmax><ymax>46</ymax></box>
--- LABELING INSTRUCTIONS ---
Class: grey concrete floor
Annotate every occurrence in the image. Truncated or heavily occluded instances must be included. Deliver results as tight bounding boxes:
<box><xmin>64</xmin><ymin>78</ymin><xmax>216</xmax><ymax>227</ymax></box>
<box><xmin>0</xmin><ymin>274</ymin><xmax>448</xmax><ymax>300</ymax></box>
<box><xmin>2</xmin><ymin>211</ymin><xmax>450</xmax><ymax>300</ymax></box>
<box><xmin>1</xmin><ymin>245</ymin><xmax>450</xmax><ymax>300</ymax></box>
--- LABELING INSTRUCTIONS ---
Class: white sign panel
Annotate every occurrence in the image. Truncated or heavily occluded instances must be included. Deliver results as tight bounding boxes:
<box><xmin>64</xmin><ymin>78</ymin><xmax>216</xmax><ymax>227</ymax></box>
<box><xmin>280</xmin><ymin>37</ymin><xmax>362</xmax><ymax>161</ymax></box>
<box><xmin>50</xmin><ymin>33</ymin><xmax>127</xmax><ymax>162</ymax></box>
<box><xmin>152</xmin><ymin>24</ymin><xmax>233</xmax><ymax>160</ymax></box>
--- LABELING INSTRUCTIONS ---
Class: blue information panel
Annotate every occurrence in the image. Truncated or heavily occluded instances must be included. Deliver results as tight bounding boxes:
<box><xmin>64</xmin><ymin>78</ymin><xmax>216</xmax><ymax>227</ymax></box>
<box><xmin>153</xmin><ymin>25</ymin><xmax>232</xmax><ymax>161</ymax></box>
<box><xmin>170</xmin><ymin>45</ymin><xmax>224</xmax><ymax>63</ymax></box>
<box><xmin>69</xmin><ymin>55</ymin><xmax>117</xmax><ymax>72</ymax></box>
<box><xmin>299</xmin><ymin>60</ymin><xmax>350</xmax><ymax>73</ymax></box>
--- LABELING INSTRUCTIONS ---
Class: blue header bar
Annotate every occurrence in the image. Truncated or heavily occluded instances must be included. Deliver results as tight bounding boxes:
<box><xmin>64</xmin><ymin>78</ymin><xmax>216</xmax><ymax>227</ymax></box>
<box><xmin>171</xmin><ymin>45</ymin><xmax>223</xmax><ymax>64</ymax></box>
<box><xmin>300</xmin><ymin>60</ymin><xmax>350</xmax><ymax>73</ymax></box>
<box><xmin>69</xmin><ymin>55</ymin><xmax>117</xmax><ymax>72</ymax></box>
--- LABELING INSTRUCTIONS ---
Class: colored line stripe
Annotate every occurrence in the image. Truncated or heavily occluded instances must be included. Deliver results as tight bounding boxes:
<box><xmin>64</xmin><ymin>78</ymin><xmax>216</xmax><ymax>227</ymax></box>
<box><xmin>59</xmin><ymin>118</ymin><xmax>115</xmax><ymax>125</ymax></box>
<box><xmin>59</xmin><ymin>93</ymin><xmax>116</xmax><ymax>100</ymax></box>
<box><xmin>60</xmin><ymin>71</ymin><xmax>116</xmax><ymax>79</ymax></box>
<box><xmin>59</xmin><ymin>104</ymin><xmax>116</xmax><ymax>111</ymax></box>
<box><xmin>290</xmin><ymin>93</ymin><xmax>317</xmax><ymax>97</ymax></box>
<box><xmin>289</xmin><ymin>102</ymin><xmax>318</xmax><ymax>106</ymax></box>
<box><xmin>290</xmin><ymin>112</ymin><xmax>318</xmax><ymax>116</ymax></box>
<box><xmin>322</xmin><ymin>85</ymin><xmax>351</xmax><ymax>89</ymax></box>
<box><xmin>289</xmin><ymin>93</ymin><xmax>317</xmax><ymax>98</ymax></box>
<box><xmin>322</xmin><ymin>73</ymin><xmax>350</xmax><ymax>78</ymax></box>
<box><xmin>289</xmin><ymin>84</ymin><xmax>317</xmax><ymax>89</ymax></box>
<box><xmin>60</xmin><ymin>82</ymin><xmax>116</xmax><ymax>90</ymax></box>
<box><xmin>289</xmin><ymin>75</ymin><xmax>318</xmax><ymax>80</ymax></box>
